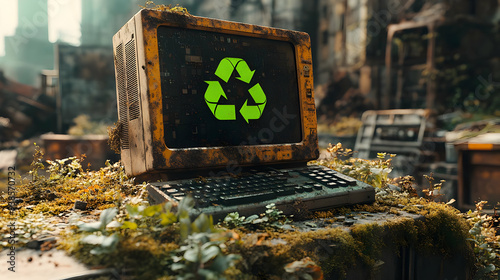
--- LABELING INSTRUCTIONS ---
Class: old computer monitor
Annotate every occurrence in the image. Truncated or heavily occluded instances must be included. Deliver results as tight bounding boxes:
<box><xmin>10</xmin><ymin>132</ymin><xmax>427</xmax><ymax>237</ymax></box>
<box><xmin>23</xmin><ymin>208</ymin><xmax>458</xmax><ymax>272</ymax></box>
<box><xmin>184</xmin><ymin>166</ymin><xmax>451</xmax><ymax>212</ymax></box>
<box><xmin>112</xmin><ymin>9</ymin><xmax>318</xmax><ymax>178</ymax></box>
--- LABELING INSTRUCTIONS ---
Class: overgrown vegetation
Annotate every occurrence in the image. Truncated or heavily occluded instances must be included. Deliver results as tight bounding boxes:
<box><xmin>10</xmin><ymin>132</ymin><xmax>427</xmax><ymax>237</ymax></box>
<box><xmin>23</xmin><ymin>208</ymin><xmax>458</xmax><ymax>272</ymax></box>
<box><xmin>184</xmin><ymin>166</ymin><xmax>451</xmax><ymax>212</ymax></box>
<box><xmin>140</xmin><ymin>1</ymin><xmax>191</xmax><ymax>15</ymax></box>
<box><xmin>311</xmin><ymin>142</ymin><xmax>394</xmax><ymax>189</ymax></box>
<box><xmin>465</xmin><ymin>201</ymin><xmax>500</xmax><ymax>280</ymax></box>
<box><xmin>63</xmin><ymin>196</ymin><xmax>241</xmax><ymax>279</ymax></box>
<box><xmin>0</xmin><ymin>142</ymin><xmax>499</xmax><ymax>279</ymax></box>
<box><xmin>6</xmin><ymin>144</ymin><xmax>135</xmax><ymax>216</ymax></box>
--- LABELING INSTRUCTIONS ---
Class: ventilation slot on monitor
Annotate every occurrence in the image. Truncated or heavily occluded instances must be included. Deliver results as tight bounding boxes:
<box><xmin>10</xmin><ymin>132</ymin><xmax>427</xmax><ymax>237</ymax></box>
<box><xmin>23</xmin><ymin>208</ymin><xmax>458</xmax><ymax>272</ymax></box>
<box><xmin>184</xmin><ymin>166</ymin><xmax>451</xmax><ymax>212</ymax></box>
<box><xmin>115</xmin><ymin>43</ymin><xmax>130</xmax><ymax>150</ymax></box>
<box><xmin>125</xmin><ymin>39</ymin><xmax>140</xmax><ymax>120</ymax></box>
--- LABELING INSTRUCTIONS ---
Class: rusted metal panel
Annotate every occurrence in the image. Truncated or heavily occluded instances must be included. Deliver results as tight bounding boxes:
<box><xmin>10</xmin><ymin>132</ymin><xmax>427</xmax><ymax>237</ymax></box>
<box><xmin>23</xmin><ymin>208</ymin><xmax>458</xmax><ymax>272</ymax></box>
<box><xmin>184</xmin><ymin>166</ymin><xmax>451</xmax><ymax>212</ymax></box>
<box><xmin>455</xmin><ymin>136</ymin><xmax>500</xmax><ymax>210</ymax></box>
<box><xmin>113</xmin><ymin>9</ymin><xmax>319</xmax><ymax>178</ymax></box>
<box><xmin>41</xmin><ymin>134</ymin><xmax>117</xmax><ymax>169</ymax></box>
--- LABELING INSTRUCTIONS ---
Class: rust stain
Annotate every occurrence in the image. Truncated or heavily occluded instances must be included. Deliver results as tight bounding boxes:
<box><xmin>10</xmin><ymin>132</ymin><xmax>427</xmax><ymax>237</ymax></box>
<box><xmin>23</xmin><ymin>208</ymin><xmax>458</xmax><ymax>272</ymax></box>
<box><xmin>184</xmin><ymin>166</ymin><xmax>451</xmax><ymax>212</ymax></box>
<box><xmin>467</xmin><ymin>143</ymin><xmax>494</xmax><ymax>150</ymax></box>
<box><xmin>117</xmin><ymin>9</ymin><xmax>318</xmax><ymax>177</ymax></box>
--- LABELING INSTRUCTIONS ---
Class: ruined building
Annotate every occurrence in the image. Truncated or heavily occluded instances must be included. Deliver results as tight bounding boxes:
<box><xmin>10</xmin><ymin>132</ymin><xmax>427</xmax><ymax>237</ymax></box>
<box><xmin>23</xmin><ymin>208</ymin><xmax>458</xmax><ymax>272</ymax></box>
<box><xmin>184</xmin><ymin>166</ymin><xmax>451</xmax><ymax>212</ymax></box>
<box><xmin>316</xmin><ymin>0</ymin><xmax>500</xmax><ymax>122</ymax></box>
<box><xmin>0</xmin><ymin>0</ymin><xmax>53</xmax><ymax>86</ymax></box>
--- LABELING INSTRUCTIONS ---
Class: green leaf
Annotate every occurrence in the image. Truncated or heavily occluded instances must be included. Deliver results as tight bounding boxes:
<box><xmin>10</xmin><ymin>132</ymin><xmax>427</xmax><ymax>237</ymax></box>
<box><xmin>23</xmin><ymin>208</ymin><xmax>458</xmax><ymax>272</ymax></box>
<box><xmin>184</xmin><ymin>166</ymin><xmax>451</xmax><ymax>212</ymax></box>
<box><xmin>201</xmin><ymin>244</ymin><xmax>220</xmax><ymax>263</ymax></box>
<box><xmin>209</xmin><ymin>254</ymin><xmax>230</xmax><ymax>273</ymax></box>
<box><xmin>126</xmin><ymin>204</ymin><xmax>140</xmax><ymax>218</ymax></box>
<box><xmin>209</xmin><ymin>253</ymin><xmax>240</xmax><ymax>274</ymax></box>
<box><xmin>99</xmin><ymin>207</ymin><xmax>118</xmax><ymax>227</ymax></box>
<box><xmin>90</xmin><ymin>247</ymin><xmax>109</xmax><ymax>255</ymax></box>
<box><xmin>184</xmin><ymin>247</ymin><xmax>200</xmax><ymax>262</ymax></box>
<box><xmin>101</xmin><ymin>233</ymin><xmax>119</xmax><ymax>248</ymax></box>
<box><xmin>244</xmin><ymin>215</ymin><xmax>259</xmax><ymax>223</ymax></box>
<box><xmin>252</xmin><ymin>216</ymin><xmax>269</xmax><ymax>224</ymax></box>
<box><xmin>122</xmin><ymin>221</ymin><xmax>138</xmax><ymax>230</ymax></box>
<box><xmin>144</xmin><ymin>204</ymin><xmax>162</xmax><ymax>217</ymax></box>
<box><xmin>483</xmin><ymin>264</ymin><xmax>496</xmax><ymax>273</ymax></box>
<box><xmin>106</xmin><ymin>220</ymin><xmax>122</xmax><ymax>229</ymax></box>
<box><xmin>162</xmin><ymin>202</ymin><xmax>173</xmax><ymax>213</ymax></box>
<box><xmin>266</xmin><ymin>203</ymin><xmax>276</xmax><ymax>209</ymax></box>
<box><xmin>81</xmin><ymin>234</ymin><xmax>105</xmax><ymax>245</ymax></box>
<box><xmin>171</xmin><ymin>263</ymin><xmax>186</xmax><ymax>271</ymax></box>
<box><xmin>177</xmin><ymin>195</ymin><xmax>195</xmax><ymax>219</ymax></box>
<box><xmin>197</xmin><ymin>268</ymin><xmax>218</xmax><ymax>279</ymax></box>
<box><xmin>160</xmin><ymin>212</ymin><xmax>177</xmax><ymax>226</ymax></box>
<box><xmin>179</xmin><ymin>217</ymin><xmax>192</xmax><ymax>241</ymax></box>
<box><xmin>79</xmin><ymin>222</ymin><xmax>103</xmax><ymax>232</ymax></box>
<box><xmin>193</xmin><ymin>214</ymin><xmax>211</xmax><ymax>233</ymax></box>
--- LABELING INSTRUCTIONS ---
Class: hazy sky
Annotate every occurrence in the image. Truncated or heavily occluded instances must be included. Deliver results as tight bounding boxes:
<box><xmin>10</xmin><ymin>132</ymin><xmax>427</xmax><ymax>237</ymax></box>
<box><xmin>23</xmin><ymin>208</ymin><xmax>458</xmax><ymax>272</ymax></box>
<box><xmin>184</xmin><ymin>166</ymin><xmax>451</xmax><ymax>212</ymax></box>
<box><xmin>0</xmin><ymin>0</ymin><xmax>82</xmax><ymax>56</ymax></box>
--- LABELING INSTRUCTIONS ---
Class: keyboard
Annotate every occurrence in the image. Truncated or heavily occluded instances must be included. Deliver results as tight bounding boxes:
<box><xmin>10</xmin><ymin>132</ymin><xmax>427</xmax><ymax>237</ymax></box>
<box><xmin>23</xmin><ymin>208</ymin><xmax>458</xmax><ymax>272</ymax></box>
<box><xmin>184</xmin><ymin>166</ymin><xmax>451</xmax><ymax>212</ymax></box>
<box><xmin>147</xmin><ymin>164</ymin><xmax>375</xmax><ymax>221</ymax></box>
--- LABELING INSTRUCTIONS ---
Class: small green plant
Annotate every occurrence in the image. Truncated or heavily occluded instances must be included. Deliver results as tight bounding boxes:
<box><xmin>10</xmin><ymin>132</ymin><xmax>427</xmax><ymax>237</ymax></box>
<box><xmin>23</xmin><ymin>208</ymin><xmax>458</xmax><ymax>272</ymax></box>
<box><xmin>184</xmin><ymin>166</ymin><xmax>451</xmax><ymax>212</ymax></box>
<box><xmin>46</xmin><ymin>157</ymin><xmax>83</xmax><ymax>180</ymax></box>
<box><xmin>313</xmin><ymin>143</ymin><xmax>394</xmax><ymax>188</ymax></box>
<box><xmin>264</xmin><ymin>203</ymin><xmax>287</xmax><ymax>223</ymax></box>
<box><xmin>466</xmin><ymin>201</ymin><xmax>500</xmax><ymax>280</ymax></box>
<box><xmin>223</xmin><ymin>203</ymin><xmax>290</xmax><ymax>230</ymax></box>
<box><xmin>170</xmin><ymin>232</ymin><xmax>241</xmax><ymax>280</ymax></box>
<box><xmin>29</xmin><ymin>143</ymin><xmax>45</xmax><ymax>182</ymax></box>
<box><xmin>222</xmin><ymin>212</ymin><xmax>246</xmax><ymax>229</ymax></box>
<box><xmin>78</xmin><ymin>207</ymin><xmax>120</xmax><ymax>255</ymax></box>
<box><xmin>121</xmin><ymin>202</ymin><xmax>177</xmax><ymax>234</ymax></box>
<box><xmin>72</xmin><ymin>195</ymin><xmax>241</xmax><ymax>278</ymax></box>
<box><xmin>422</xmin><ymin>173</ymin><xmax>444</xmax><ymax>201</ymax></box>
<box><xmin>396</xmin><ymin>175</ymin><xmax>418</xmax><ymax>198</ymax></box>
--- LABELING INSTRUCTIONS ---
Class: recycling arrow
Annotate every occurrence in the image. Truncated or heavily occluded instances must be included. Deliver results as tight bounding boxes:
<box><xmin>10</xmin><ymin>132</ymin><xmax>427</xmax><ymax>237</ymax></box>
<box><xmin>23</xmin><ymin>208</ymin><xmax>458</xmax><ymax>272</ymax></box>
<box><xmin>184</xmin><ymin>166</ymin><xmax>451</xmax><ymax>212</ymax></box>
<box><xmin>204</xmin><ymin>81</ymin><xmax>236</xmax><ymax>120</ymax></box>
<box><xmin>204</xmin><ymin>57</ymin><xmax>266</xmax><ymax>123</ymax></box>
<box><xmin>214</xmin><ymin>57</ymin><xmax>255</xmax><ymax>83</ymax></box>
<box><xmin>240</xmin><ymin>83</ymin><xmax>266</xmax><ymax>123</ymax></box>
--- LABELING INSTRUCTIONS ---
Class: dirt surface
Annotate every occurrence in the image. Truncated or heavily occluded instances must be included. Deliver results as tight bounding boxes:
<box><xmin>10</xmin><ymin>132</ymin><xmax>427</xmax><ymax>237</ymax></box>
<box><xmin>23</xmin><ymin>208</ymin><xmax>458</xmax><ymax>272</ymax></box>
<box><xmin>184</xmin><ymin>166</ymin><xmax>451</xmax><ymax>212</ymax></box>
<box><xmin>1</xmin><ymin>249</ymin><xmax>90</xmax><ymax>279</ymax></box>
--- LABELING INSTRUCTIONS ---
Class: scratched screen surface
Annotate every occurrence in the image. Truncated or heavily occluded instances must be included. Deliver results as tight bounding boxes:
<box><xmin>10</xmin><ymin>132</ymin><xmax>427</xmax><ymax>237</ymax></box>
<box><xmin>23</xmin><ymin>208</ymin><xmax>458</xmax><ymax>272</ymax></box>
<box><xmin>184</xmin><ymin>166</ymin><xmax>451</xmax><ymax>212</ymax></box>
<box><xmin>157</xmin><ymin>26</ymin><xmax>302</xmax><ymax>149</ymax></box>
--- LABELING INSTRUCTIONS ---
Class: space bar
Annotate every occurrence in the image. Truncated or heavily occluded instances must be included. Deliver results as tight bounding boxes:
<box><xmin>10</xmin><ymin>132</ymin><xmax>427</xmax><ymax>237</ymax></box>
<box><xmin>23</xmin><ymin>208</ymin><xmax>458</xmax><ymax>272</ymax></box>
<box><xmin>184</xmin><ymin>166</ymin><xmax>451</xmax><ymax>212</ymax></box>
<box><xmin>220</xmin><ymin>191</ymin><xmax>277</xmax><ymax>206</ymax></box>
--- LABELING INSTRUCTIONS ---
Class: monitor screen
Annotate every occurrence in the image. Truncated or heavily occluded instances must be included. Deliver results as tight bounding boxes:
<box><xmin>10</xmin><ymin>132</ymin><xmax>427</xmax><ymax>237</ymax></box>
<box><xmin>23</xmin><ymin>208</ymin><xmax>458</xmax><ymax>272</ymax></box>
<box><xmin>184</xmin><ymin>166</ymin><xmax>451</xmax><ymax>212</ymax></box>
<box><xmin>157</xmin><ymin>26</ymin><xmax>302</xmax><ymax>149</ymax></box>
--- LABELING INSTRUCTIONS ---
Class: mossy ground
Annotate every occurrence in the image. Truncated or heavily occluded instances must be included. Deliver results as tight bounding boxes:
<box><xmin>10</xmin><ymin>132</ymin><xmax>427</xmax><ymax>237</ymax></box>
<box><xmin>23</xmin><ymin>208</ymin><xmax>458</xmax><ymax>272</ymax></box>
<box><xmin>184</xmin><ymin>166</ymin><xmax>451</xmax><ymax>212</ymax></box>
<box><xmin>0</xmin><ymin>146</ymin><xmax>496</xmax><ymax>279</ymax></box>
<box><xmin>222</xmin><ymin>195</ymin><xmax>475</xmax><ymax>279</ymax></box>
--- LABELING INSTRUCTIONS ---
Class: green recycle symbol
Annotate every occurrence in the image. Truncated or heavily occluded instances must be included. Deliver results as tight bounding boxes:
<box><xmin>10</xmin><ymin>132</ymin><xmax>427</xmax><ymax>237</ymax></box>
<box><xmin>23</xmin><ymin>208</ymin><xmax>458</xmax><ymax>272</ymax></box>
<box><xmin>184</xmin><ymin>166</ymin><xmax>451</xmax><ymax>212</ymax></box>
<box><xmin>204</xmin><ymin>57</ymin><xmax>267</xmax><ymax>123</ymax></box>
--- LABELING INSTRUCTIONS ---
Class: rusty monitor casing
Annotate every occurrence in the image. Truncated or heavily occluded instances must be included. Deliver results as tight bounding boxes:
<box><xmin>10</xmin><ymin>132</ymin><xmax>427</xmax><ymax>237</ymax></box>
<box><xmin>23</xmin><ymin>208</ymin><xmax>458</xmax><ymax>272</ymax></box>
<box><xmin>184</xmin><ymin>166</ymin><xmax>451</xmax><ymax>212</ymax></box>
<box><xmin>112</xmin><ymin>9</ymin><xmax>318</xmax><ymax>178</ymax></box>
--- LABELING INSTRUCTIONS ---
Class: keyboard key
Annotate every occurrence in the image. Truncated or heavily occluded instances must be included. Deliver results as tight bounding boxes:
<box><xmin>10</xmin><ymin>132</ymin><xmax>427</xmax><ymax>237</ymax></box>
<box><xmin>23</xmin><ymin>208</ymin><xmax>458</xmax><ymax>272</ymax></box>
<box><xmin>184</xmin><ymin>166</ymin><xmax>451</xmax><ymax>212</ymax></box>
<box><xmin>336</xmin><ymin>181</ymin><xmax>348</xmax><ymax>187</ymax></box>
<box><xmin>276</xmin><ymin>187</ymin><xmax>295</xmax><ymax>196</ymax></box>
<box><xmin>326</xmin><ymin>182</ymin><xmax>338</xmax><ymax>188</ymax></box>
<box><xmin>338</xmin><ymin>176</ymin><xmax>357</xmax><ymax>186</ymax></box>
<box><xmin>173</xmin><ymin>194</ymin><xmax>185</xmax><ymax>200</ymax></box>
<box><xmin>313</xmin><ymin>184</ymin><xmax>323</xmax><ymax>190</ymax></box>
<box><xmin>295</xmin><ymin>186</ymin><xmax>305</xmax><ymax>193</ymax></box>
<box><xmin>303</xmin><ymin>185</ymin><xmax>313</xmax><ymax>192</ymax></box>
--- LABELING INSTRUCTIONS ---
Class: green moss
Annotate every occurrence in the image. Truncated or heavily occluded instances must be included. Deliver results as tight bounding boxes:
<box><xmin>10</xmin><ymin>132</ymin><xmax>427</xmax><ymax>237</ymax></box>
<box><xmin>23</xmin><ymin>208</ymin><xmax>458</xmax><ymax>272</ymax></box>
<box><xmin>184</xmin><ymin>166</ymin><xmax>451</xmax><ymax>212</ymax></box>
<box><xmin>224</xmin><ymin>199</ymin><xmax>475</xmax><ymax>279</ymax></box>
<box><xmin>59</xmin><ymin>228</ymin><xmax>180</xmax><ymax>279</ymax></box>
<box><xmin>350</xmin><ymin>223</ymin><xmax>384</xmax><ymax>266</ymax></box>
<box><xmin>1</xmin><ymin>146</ymin><xmax>480</xmax><ymax>279</ymax></box>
